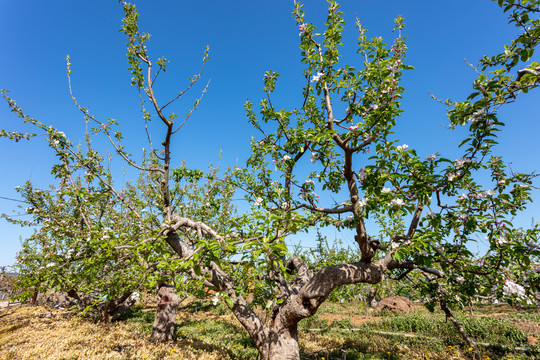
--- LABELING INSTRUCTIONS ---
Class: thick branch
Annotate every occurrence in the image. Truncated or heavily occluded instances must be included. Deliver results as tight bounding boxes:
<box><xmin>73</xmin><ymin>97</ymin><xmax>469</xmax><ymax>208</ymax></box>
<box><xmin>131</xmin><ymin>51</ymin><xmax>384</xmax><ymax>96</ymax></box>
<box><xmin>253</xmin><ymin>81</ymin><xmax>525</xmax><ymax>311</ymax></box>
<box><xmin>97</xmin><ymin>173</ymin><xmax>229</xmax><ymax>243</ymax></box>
<box><xmin>296</xmin><ymin>261</ymin><xmax>382</xmax><ymax>316</ymax></box>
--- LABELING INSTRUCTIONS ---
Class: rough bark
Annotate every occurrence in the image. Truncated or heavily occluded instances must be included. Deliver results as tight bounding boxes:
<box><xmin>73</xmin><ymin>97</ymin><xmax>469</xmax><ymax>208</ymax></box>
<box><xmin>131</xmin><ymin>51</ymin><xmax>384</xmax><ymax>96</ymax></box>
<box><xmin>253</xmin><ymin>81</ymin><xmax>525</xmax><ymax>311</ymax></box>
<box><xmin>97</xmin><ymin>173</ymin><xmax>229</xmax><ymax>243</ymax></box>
<box><xmin>30</xmin><ymin>289</ymin><xmax>38</xmax><ymax>305</ymax></box>
<box><xmin>99</xmin><ymin>292</ymin><xmax>135</xmax><ymax>323</ymax></box>
<box><xmin>366</xmin><ymin>287</ymin><xmax>378</xmax><ymax>308</ymax></box>
<box><xmin>150</xmin><ymin>285</ymin><xmax>182</xmax><ymax>342</ymax></box>
<box><xmin>109</xmin><ymin>294</ymin><xmax>137</xmax><ymax>322</ymax></box>
<box><xmin>256</xmin><ymin>261</ymin><xmax>384</xmax><ymax>360</ymax></box>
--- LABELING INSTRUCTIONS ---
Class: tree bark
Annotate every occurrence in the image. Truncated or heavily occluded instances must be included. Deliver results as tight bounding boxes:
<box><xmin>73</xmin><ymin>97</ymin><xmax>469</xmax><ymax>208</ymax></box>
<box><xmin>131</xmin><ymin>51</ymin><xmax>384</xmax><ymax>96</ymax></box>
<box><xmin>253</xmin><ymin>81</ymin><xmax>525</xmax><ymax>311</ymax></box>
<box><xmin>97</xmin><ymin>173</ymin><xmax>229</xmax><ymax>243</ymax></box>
<box><xmin>252</xmin><ymin>261</ymin><xmax>384</xmax><ymax>360</ymax></box>
<box><xmin>265</xmin><ymin>323</ymin><xmax>300</xmax><ymax>360</ymax></box>
<box><xmin>109</xmin><ymin>293</ymin><xmax>137</xmax><ymax>322</ymax></box>
<box><xmin>150</xmin><ymin>285</ymin><xmax>182</xmax><ymax>342</ymax></box>
<box><xmin>99</xmin><ymin>292</ymin><xmax>134</xmax><ymax>323</ymax></box>
<box><xmin>366</xmin><ymin>287</ymin><xmax>378</xmax><ymax>308</ymax></box>
<box><xmin>30</xmin><ymin>289</ymin><xmax>38</xmax><ymax>305</ymax></box>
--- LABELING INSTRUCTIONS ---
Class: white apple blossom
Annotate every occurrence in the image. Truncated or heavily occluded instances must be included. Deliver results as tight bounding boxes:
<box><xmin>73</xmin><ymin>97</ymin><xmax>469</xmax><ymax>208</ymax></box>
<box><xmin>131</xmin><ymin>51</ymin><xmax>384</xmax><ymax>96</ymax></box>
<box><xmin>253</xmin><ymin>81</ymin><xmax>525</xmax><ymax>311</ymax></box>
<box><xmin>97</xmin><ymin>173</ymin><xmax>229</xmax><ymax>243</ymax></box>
<box><xmin>281</xmin><ymin>201</ymin><xmax>289</xmax><ymax>210</ymax></box>
<box><xmin>381</xmin><ymin>187</ymin><xmax>391</xmax><ymax>194</ymax></box>
<box><xmin>254</xmin><ymin>197</ymin><xmax>263</xmax><ymax>206</ymax></box>
<box><xmin>310</xmin><ymin>152</ymin><xmax>318</xmax><ymax>164</ymax></box>
<box><xmin>455</xmin><ymin>157</ymin><xmax>471</xmax><ymax>168</ymax></box>
<box><xmin>311</xmin><ymin>72</ymin><xmax>324</xmax><ymax>83</ymax></box>
<box><xmin>396</xmin><ymin>144</ymin><xmax>408</xmax><ymax>151</ymax></box>
<box><xmin>346</xmin><ymin>215</ymin><xmax>354</xmax><ymax>222</ymax></box>
<box><xmin>282</xmin><ymin>155</ymin><xmax>291</xmax><ymax>161</ymax></box>
<box><xmin>503</xmin><ymin>279</ymin><xmax>526</xmax><ymax>300</ymax></box>
<box><xmin>211</xmin><ymin>292</ymin><xmax>221</xmax><ymax>306</ymax></box>
<box><xmin>468</xmin><ymin>109</ymin><xmax>485</xmax><ymax>123</ymax></box>
<box><xmin>358</xmin><ymin>198</ymin><xmax>369</xmax><ymax>207</ymax></box>
<box><xmin>495</xmin><ymin>236</ymin><xmax>508</xmax><ymax>245</ymax></box>
<box><xmin>426</xmin><ymin>154</ymin><xmax>437</xmax><ymax>161</ymax></box>
<box><xmin>390</xmin><ymin>198</ymin><xmax>403</xmax><ymax>207</ymax></box>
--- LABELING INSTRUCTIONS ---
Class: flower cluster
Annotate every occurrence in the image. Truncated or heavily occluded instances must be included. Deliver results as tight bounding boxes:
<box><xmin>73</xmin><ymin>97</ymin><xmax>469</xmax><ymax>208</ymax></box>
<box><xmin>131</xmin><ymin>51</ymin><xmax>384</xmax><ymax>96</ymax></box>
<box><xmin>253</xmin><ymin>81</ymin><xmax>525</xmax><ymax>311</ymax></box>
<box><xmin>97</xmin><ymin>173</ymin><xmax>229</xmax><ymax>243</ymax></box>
<box><xmin>455</xmin><ymin>157</ymin><xmax>471</xmax><ymax>168</ymax></box>
<box><xmin>395</xmin><ymin>144</ymin><xmax>408</xmax><ymax>151</ymax></box>
<box><xmin>390</xmin><ymin>198</ymin><xmax>403</xmax><ymax>207</ymax></box>
<box><xmin>357</xmin><ymin>168</ymin><xmax>367</xmax><ymax>182</ymax></box>
<box><xmin>211</xmin><ymin>292</ymin><xmax>221</xmax><ymax>306</ymax></box>
<box><xmin>503</xmin><ymin>279</ymin><xmax>526</xmax><ymax>301</ymax></box>
<box><xmin>311</xmin><ymin>72</ymin><xmax>324</xmax><ymax>83</ymax></box>
<box><xmin>358</xmin><ymin>198</ymin><xmax>369</xmax><ymax>207</ymax></box>
<box><xmin>468</xmin><ymin>109</ymin><xmax>485</xmax><ymax>123</ymax></box>
<box><xmin>361</xmin><ymin>104</ymin><xmax>378</xmax><ymax>117</ymax></box>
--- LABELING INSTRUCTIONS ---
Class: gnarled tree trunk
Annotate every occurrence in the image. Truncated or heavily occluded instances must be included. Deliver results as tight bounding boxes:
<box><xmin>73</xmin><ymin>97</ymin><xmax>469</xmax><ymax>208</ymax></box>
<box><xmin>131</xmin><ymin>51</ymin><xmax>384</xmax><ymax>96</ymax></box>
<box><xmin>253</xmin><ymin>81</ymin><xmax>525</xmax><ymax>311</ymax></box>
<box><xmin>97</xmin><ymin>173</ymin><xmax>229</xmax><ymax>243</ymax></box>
<box><xmin>245</xmin><ymin>260</ymin><xmax>385</xmax><ymax>360</ymax></box>
<box><xmin>100</xmin><ymin>292</ymin><xmax>136</xmax><ymax>322</ymax></box>
<box><xmin>150</xmin><ymin>285</ymin><xmax>182</xmax><ymax>342</ymax></box>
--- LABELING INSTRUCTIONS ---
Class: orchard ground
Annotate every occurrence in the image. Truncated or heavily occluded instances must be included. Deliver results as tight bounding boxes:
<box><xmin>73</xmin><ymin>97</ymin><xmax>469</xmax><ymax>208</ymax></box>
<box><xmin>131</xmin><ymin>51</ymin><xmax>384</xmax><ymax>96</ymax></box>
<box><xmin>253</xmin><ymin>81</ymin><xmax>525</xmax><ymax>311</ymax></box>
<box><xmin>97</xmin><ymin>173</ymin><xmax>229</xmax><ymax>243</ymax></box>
<box><xmin>1</xmin><ymin>298</ymin><xmax>539</xmax><ymax>360</ymax></box>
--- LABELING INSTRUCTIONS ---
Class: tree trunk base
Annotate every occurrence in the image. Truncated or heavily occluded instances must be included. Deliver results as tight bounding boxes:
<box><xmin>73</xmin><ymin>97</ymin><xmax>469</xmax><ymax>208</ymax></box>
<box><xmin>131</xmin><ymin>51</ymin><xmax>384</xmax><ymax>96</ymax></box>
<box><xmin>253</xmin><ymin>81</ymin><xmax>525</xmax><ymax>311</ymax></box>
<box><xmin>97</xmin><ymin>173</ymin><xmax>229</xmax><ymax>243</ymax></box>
<box><xmin>150</xmin><ymin>285</ymin><xmax>182</xmax><ymax>342</ymax></box>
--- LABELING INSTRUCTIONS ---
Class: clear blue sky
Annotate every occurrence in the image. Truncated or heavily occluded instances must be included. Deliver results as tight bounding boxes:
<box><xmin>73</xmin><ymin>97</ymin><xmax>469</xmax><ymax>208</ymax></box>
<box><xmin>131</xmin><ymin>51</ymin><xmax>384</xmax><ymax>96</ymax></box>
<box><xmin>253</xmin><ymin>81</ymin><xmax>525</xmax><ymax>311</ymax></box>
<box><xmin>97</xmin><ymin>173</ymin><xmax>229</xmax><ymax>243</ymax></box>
<box><xmin>1</xmin><ymin>0</ymin><xmax>538</xmax><ymax>266</ymax></box>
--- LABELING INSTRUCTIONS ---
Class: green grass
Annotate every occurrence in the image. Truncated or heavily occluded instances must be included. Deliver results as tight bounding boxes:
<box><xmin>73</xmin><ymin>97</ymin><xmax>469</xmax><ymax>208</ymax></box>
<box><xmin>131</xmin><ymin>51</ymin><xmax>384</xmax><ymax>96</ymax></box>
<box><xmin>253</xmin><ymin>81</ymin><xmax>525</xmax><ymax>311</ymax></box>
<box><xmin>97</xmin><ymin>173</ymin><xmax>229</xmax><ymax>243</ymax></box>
<box><xmin>175</xmin><ymin>319</ymin><xmax>258</xmax><ymax>360</ymax></box>
<box><xmin>106</xmin><ymin>301</ymin><xmax>539</xmax><ymax>359</ymax></box>
<box><xmin>122</xmin><ymin>304</ymin><xmax>155</xmax><ymax>333</ymax></box>
<box><xmin>368</xmin><ymin>312</ymin><xmax>530</xmax><ymax>346</ymax></box>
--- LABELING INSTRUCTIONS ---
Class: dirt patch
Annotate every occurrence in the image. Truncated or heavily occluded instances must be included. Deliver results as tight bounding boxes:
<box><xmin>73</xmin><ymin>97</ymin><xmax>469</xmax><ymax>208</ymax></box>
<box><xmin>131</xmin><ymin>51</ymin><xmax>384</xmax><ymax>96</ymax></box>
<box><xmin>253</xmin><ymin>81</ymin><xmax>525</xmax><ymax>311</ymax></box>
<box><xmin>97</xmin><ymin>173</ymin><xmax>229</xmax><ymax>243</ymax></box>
<box><xmin>373</xmin><ymin>296</ymin><xmax>416</xmax><ymax>314</ymax></box>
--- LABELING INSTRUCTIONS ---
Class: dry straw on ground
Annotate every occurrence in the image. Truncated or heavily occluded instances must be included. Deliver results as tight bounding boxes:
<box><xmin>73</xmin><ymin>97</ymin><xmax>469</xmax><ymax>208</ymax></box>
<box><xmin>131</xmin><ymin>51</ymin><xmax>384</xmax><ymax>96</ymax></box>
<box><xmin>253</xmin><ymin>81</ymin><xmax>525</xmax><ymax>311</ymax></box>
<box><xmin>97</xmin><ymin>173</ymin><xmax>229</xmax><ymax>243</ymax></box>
<box><xmin>0</xmin><ymin>305</ymin><xmax>225</xmax><ymax>360</ymax></box>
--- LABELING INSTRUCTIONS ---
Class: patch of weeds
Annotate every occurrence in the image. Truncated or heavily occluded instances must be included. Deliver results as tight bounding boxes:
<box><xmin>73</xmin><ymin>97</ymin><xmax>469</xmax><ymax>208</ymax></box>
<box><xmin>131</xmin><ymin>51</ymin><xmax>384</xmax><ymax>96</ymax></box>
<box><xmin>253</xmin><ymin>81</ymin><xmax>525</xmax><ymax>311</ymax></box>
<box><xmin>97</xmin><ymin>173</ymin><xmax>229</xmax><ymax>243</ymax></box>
<box><xmin>458</xmin><ymin>316</ymin><xmax>529</xmax><ymax>345</ymax></box>
<box><xmin>176</xmin><ymin>319</ymin><xmax>257</xmax><ymax>360</ymax></box>
<box><xmin>368</xmin><ymin>312</ymin><xmax>529</xmax><ymax>347</ymax></box>
<box><xmin>298</xmin><ymin>315</ymin><xmax>329</xmax><ymax>330</ymax></box>
<box><xmin>333</xmin><ymin>317</ymin><xmax>354</xmax><ymax>329</ymax></box>
<box><xmin>319</xmin><ymin>301</ymin><xmax>345</xmax><ymax>314</ymax></box>
<box><xmin>371</xmin><ymin>312</ymin><xmax>443</xmax><ymax>334</ymax></box>
<box><xmin>211</xmin><ymin>302</ymin><xmax>229</xmax><ymax>316</ymax></box>
<box><xmin>507</xmin><ymin>310</ymin><xmax>540</xmax><ymax>323</ymax></box>
<box><xmin>122</xmin><ymin>305</ymin><xmax>154</xmax><ymax>333</ymax></box>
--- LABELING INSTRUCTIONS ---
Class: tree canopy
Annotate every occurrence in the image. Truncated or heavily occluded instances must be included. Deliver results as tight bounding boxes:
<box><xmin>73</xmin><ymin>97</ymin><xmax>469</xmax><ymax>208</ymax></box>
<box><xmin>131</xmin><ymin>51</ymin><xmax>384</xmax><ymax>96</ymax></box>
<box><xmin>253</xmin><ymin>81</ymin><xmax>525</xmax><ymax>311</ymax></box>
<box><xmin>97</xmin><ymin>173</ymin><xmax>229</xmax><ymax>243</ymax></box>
<box><xmin>1</xmin><ymin>1</ymin><xmax>539</xmax><ymax>359</ymax></box>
